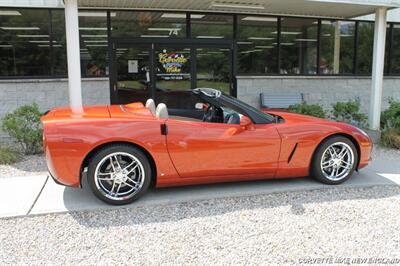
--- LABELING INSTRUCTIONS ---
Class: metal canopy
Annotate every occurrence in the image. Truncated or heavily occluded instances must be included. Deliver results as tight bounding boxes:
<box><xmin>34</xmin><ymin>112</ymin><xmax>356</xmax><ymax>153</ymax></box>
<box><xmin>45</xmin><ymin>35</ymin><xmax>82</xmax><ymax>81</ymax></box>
<box><xmin>77</xmin><ymin>0</ymin><xmax>400</xmax><ymax>19</ymax></box>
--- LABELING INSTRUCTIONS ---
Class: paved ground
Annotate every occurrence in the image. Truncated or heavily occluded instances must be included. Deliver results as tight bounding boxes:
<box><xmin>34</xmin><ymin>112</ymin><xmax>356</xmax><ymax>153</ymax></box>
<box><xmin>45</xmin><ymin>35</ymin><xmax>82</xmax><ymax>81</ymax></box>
<box><xmin>0</xmin><ymin>147</ymin><xmax>399</xmax><ymax>218</ymax></box>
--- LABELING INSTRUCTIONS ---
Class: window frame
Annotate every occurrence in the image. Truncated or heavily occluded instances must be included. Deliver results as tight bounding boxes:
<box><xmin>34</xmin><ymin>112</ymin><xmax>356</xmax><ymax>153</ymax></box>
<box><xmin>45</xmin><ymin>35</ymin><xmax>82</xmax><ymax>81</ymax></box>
<box><xmin>0</xmin><ymin>7</ymin><xmax>399</xmax><ymax>79</ymax></box>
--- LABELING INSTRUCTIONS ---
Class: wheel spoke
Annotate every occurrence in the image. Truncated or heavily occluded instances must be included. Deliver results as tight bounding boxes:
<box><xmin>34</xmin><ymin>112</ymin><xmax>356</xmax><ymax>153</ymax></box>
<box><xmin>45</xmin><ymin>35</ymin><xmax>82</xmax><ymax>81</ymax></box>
<box><xmin>98</xmin><ymin>177</ymin><xmax>114</xmax><ymax>181</ymax></box>
<box><xmin>339</xmin><ymin>150</ymin><xmax>349</xmax><ymax>160</ymax></box>
<box><xmin>123</xmin><ymin>161</ymin><xmax>138</xmax><ymax>171</ymax></box>
<box><xmin>98</xmin><ymin>172</ymin><xmax>111</xmax><ymax>175</ymax></box>
<box><xmin>115</xmin><ymin>183</ymin><xmax>122</xmax><ymax>195</ymax></box>
<box><xmin>125</xmin><ymin>164</ymin><xmax>139</xmax><ymax>175</ymax></box>
<box><xmin>330</xmin><ymin>167</ymin><xmax>337</xmax><ymax>178</ymax></box>
<box><xmin>125</xmin><ymin>176</ymin><xmax>140</xmax><ymax>186</ymax></box>
<box><xmin>114</xmin><ymin>155</ymin><xmax>122</xmax><ymax>169</ymax></box>
<box><xmin>109</xmin><ymin>157</ymin><xmax>116</xmax><ymax>172</ymax></box>
<box><xmin>109</xmin><ymin>180</ymin><xmax>116</xmax><ymax>195</ymax></box>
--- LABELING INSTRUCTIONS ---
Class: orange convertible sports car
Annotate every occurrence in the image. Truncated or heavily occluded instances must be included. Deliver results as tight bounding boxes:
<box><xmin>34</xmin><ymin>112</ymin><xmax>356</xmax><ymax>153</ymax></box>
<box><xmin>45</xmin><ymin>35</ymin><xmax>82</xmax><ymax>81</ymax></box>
<box><xmin>42</xmin><ymin>88</ymin><xmax>372</xmax><ymax>205</ymax></box>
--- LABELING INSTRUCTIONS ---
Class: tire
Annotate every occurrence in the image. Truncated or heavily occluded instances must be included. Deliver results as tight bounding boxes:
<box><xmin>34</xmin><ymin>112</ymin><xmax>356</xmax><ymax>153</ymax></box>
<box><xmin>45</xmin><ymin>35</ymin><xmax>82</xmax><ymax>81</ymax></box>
<box><xmin>87</xmin><ymin>144</ymin><xmax>152</xmax><ymax>205</ymax></box>
<box><xmin>311</xmin><ymin>136</ymin><xmax>358</xmax><ymax>185</ymax></box>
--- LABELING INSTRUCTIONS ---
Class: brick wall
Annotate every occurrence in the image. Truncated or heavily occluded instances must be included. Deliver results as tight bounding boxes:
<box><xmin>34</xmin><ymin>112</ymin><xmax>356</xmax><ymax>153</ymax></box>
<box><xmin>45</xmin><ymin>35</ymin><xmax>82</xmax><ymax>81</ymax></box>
<box><xmin>0</xmin><ymin>78</ymin><xmax>110</xmax><ymax>141</ymax></box>
<box><xmin>237</xmin><ymin>76</ymin><xmax>400</xmax><ymax>113</ymax></box>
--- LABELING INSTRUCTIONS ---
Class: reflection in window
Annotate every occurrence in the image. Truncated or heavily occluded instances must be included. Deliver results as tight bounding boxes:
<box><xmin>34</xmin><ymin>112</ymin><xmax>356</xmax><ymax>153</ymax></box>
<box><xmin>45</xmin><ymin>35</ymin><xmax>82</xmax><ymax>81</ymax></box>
<box><xmin>191</xmin><ymin>14</ymin><xmax>233</xmax><ymax>39</ymax></box>
<box><xmin>79</xmin><ymin>11</ymin><xmax>108</xmax><ymax>77</ymax></box>
<box><xmin>391</xmin><ymin>24</ymin><xmax>400</xmax><ymax>74</ymax></box>
<box><xmin>280</xmin><ymin>18</ymin><xmax>318</xmax><ymax>74</ymax></box>
<box><xmin>112</xmin><ymin>11</ymin><xmax>186</xmax><ymax>38</ymax></box>
<box><xmin>237</xmin><ymin>16</ymin><xmax>277</xmax><ymax>74</ymax></box>
<box><xmin>196</xmin><ymin>48</ymin><xmax>231</xmax><ymax>94</ymax></box>
<box><xmin>51</xmin><ymin>10</ymin><xmax>67</xmax><ymax>76</ymax></box>
<box><xmin>357</xmin><ymin>22</ymin><xmax>374</xmax><ymax>74</ymax></box>
<box><xmin>0</xmin><ymin>8</ymin><xmax>51</xmax><ymax>76</ymax></box>
<box><xmin>320</xmin><ymin>20</ymin><xmax>355</xmax><ymax>74</ymax></box>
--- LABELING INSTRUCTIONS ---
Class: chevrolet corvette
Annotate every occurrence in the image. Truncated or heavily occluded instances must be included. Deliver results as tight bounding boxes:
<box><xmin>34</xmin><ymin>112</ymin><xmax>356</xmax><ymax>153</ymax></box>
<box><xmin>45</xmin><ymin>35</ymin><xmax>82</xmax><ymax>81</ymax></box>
<box><xmin>41</xmin><ymin>88</ymin><xmax>372</xmax><ymax>205</ymax></box>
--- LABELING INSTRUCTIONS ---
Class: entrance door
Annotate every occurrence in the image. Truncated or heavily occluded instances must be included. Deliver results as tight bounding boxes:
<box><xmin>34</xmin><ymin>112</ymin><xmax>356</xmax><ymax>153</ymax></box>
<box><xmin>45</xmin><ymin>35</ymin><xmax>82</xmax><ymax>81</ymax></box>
<box><xmin>111</xmin><ymin>41</ymin><xmax>234</xmax><ymax>106</ymax></box>
<box><xmin>154</xmin><ymin>46</ymin><xmax>194</xmax><ymax>109</ymax></box>
<box><xmin>112</xmin><ymin>44</ymin><xmax>152</xmax><ymax>104</ymax></box>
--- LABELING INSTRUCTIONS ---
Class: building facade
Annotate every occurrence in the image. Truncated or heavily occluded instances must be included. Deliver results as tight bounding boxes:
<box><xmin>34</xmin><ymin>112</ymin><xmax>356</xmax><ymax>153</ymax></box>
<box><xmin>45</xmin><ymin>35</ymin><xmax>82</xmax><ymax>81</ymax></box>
<box><xmin>0</xmin><ymin>0</ymin><xmax>400</xmax><ymax>140</ymax></box>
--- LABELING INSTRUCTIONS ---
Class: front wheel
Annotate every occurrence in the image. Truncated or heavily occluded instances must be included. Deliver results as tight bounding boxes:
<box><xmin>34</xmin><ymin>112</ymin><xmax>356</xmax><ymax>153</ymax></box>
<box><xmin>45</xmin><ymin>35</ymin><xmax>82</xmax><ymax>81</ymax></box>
<box><xmin>311</xmin><ymin>136</ymin><xmax>358</xmax><ymax>185</ymax></box>
<box><xmin>87</xmin><ymin>144</ymin><xmax>152</xmax><ymax>205</ymax></box>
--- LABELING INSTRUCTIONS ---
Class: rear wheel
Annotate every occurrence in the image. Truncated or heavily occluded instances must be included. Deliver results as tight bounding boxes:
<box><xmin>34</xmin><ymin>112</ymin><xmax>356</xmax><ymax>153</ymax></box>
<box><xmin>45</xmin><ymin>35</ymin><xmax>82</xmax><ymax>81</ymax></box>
<box><xmin>87</xmin><ymin>144</ymin><xmax>152</xmax><ymax>205</ymax></box>
<box><xmin>311</xmin><ymin>136</ymin><xmax>358</xmax><ymax>185</ymax></box>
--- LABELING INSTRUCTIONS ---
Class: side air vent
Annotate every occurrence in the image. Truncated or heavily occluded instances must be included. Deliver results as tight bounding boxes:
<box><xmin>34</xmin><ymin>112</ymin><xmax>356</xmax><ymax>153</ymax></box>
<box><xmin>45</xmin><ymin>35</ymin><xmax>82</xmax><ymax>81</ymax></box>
<box><xmin>288</xmin><ymin>143</ymin><xmax>298</xmax><ymax>163</ymax></box>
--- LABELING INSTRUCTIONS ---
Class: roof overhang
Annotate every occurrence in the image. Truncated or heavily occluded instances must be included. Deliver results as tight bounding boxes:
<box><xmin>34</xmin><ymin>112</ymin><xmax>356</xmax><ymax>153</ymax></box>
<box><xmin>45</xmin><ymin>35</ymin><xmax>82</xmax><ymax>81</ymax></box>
<box><xmin>77</xmin><ymin>0</ymin><xmax>400</xmax><ymax>19</ymax></box>
<box><xmin>1</xmin><ymin>0</ymin><xmax>400</xmax><ymax>19</ymax></box>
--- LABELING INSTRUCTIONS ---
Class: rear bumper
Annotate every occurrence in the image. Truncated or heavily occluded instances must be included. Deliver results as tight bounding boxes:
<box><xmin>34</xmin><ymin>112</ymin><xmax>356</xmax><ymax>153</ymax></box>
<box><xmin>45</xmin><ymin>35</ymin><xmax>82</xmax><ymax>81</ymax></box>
<box><xmin>44</xmin><ymin>144</ymin><xmax>81</xmax><ymax>188</ymax></box>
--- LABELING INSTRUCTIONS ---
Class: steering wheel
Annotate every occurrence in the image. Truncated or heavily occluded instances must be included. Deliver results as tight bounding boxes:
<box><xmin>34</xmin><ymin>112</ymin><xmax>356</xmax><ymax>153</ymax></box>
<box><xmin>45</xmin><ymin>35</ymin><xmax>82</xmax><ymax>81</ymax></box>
<box><xmin>202</xmin><ymin>105</ymin><xmax>217</xmax><ymax>122</ymax></box>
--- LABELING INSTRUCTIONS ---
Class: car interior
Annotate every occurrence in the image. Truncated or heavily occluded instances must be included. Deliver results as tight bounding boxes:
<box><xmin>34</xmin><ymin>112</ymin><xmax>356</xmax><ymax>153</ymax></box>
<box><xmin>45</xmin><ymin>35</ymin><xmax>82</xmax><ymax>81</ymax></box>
<box><xmin>144</xmin><ymin>98</ymin><xmax>244</xmax><ymax>125</ymax></box>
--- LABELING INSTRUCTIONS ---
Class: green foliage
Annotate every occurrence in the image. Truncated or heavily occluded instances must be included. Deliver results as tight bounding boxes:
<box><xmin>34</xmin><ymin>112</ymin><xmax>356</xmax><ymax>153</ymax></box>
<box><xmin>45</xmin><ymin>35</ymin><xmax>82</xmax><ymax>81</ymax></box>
<box><xmin>380</xmin><ymin>98</ymin><xmax>400</xmax><ymax>149</ymax></box>
<box><xmin>330</xmin><ymin>100</ymin><xmax>367</xmax><ymax>128</ymax></box>
<box><xmin>381</xmin><ymin>98</ymin><xmax>400</xmax><ymax>131</ymax></box>
<box><xmin>288</xmin><ymin>102</ymin><xmax>326</xmax><ymax>118</ymax></box>
<box><xmin>0</xmin><ymin>146</ymin><xmax>20</xmax><ymax>165</ymax></box>
<box><xmin>381</xmin><ymin>128</ymin><xmax>400</xmax><ymax>149</ymax></box>
<box><xmin>1</xmin><ymin>104</ymin><xmax>43</xmax><ymax>155</ymax></box>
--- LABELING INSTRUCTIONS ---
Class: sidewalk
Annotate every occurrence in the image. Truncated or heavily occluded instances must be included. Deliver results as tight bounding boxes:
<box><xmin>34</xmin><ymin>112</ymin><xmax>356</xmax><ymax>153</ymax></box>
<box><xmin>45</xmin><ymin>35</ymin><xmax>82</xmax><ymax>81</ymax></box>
<box><xmin>1</xmin><ymin>165</ymin><xmax>399</xmax><ymax>219</ymax></box>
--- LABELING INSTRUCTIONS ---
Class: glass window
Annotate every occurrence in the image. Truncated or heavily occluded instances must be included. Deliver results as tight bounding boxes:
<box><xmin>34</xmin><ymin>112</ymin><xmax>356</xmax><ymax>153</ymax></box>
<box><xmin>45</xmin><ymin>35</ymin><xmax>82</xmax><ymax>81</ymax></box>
<box><xmin>237</xmin><ymin>15</ymin><xmax>277</xmax><ymax>74</ymax></box>
<box><xmin>320</xmin><ymin>20</ymin><xmax>355</xmax><ymax>74</ymax></box>
<box><xmin>0</xmin><ymin>8</ymin><xmax>51</xmax><ymax>76</ymax></box>
<box><xmin>357</xmin><ymin>22</ymin><xmax>374</xmax><ymax>75</ymax></box>
<box><xmin>51</xmin><ymin>10</ymin><xmax>67</xmax><ymax>76</ymax></box>
<box><xmin>391</xmin><ymin>24</ymin><xmax>400</xmax><ymax>74</ymax></box>
<box><xmin>280</xmin><ymin>18</ymin><xmax>318</xmax><ymax>74</ymax></box>
<box><xmin>384</xmin><ymin>24</ymin><xmax>391</xmax><ymax>74</ymax></box>
<box><xmin>191</xmin><ymin>14</ymin><xmax>233</xmax><ymax>39</ymax></box>
<box><xmin>79</xmin><ymin>11</ymin><xmax>108</xmax><ymax>77</ymax></box>
<box><xmin>112</xmin><ymin>11</ymin><xmax>186</xmax><ymax>38</ymax></box>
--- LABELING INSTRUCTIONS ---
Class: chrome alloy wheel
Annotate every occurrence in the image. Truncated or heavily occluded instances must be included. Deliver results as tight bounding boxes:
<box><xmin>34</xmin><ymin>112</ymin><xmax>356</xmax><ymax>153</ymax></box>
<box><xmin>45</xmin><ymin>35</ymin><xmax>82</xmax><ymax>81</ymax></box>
<box><xmin>320</xmin><ymin>142</ymin><xmax>355</xmax><ymax>181</ymax></box>
<box><xmin>94</xmin><ymin>152</ymin><xmax>145</xmax><ymax>201</ymax></box>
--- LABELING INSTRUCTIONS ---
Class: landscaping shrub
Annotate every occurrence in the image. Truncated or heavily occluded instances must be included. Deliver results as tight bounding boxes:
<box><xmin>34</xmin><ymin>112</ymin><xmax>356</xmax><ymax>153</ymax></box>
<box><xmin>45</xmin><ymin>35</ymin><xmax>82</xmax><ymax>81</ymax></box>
<box><xmin>0</xmin><ymin>146</ymin><xmax>20</xmax><ymax>165</ymax></box>
<box><xmin>381</xmin><ymin>98</ymin><xmax>400</xmax><ymax>131</ymax></box>
<box><xmin>331</xmin><ymin>100</ymin><xmax>367</xmax><ymax>128</ymax></box>
<box><xmin>381</xmin><ymin>128</ymin><xmax>400</xmax><ymax>149</ymax></box>
<box><xmin>287</xmin><ymin>102</ymin><xmax>326</xmax><ymax>118</ymax></box>
<box><xmin>381</xmin><ymin>98</ymin><xmax>400</xmax><ymax>149</ymax></box>
<box><xmin>1</xmin><ymin>103</ymin><xmax>43</xmax><ymax>155</ymax></box>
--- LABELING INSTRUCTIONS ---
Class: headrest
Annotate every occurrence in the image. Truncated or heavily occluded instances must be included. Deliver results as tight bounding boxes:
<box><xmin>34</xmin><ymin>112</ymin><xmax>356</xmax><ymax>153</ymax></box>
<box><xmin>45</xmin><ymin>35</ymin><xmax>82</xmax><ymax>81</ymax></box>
<box><xmin>145</xmin><ymin>99</ymin><xmax>156</xmax><ymax>116</ymax></box>
<box><xmin>156</xmin><ymin>103</ymin><xmax>168</xmax><ymax>119</ymax></box>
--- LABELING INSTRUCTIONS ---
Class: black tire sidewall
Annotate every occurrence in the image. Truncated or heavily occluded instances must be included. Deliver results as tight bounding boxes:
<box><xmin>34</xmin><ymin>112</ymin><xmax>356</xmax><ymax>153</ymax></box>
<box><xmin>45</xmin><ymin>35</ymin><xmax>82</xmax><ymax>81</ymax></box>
<box><xmin>87</xmin><ymin>144</ymin><xmax>152</xmax><ymax>205</ymax></box>
<box><xmin>311</xmin><ymin>136</ymin><xmax>358</xmax><ymax>185</ymax></box>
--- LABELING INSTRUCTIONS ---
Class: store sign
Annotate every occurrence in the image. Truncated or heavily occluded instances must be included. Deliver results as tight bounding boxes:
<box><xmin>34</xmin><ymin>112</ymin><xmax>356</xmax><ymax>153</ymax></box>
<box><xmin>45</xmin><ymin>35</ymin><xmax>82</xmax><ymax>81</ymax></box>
<box><xmin>158</xmin><ymin>50</ymin><xmax>188</xmax><ymax>74</ymax></box>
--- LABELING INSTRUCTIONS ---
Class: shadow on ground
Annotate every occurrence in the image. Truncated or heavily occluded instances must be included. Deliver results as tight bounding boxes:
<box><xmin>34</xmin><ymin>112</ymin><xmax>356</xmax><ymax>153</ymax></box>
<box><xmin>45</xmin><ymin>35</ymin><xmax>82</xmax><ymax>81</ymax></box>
<box><xmin>63</xmin><ymin>169</ymin><xmax>400</xmax><ymax>228</ymax></box>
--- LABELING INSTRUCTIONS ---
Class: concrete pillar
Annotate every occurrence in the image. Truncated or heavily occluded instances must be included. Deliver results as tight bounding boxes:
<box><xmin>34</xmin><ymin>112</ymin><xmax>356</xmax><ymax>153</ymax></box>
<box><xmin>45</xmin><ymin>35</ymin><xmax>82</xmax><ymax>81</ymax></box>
<box><xmin>64</xmin><ymin>0</ymin><xmax>83</xmax><ymax>114</ymax></box>
<box><xmin>369</xmin><ymin>7</ymin><xmax>387</xmax><ymax>130</ymax></box>
<box><xmin>333</xmin><ymin>21</ymin><xmax>341</xmax><ymax>74</ymax></box>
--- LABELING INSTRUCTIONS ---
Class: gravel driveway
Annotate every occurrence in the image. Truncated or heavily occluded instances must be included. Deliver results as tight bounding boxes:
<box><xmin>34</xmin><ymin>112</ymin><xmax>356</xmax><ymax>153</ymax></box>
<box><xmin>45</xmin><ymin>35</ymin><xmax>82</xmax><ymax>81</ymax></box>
<box><xmin>0</xmin><ymin>154</ymin><xmax>46</xmax><ymax>178</ymax></box>
<box><xmin>1</xmin><ymin>185</ymin><xmax>400</xmax><ymax>265</ymax></box>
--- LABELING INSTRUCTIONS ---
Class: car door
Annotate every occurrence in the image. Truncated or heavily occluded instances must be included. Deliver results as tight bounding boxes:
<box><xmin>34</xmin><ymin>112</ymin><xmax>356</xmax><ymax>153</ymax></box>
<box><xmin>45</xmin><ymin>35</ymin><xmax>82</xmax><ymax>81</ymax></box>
<box><xmin>165</xmin><ymin>119</ymin><xmax>281</xmax><ymax>178</ymax></box>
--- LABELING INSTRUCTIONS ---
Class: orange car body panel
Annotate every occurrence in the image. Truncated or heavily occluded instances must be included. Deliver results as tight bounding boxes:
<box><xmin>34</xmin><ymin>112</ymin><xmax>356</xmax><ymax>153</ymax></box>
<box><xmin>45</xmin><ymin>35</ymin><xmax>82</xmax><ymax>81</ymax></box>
<box><xmin>41</xmin><ymin>104</ymin><xmax>372</xmax><ymax>188</ymax></box>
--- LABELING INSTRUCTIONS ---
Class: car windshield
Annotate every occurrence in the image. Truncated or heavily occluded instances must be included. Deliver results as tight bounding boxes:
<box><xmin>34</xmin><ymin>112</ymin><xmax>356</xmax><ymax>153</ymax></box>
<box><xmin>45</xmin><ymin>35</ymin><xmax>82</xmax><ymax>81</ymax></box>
<box><xmin>193</xmin><ymin>88</ymin><xmax>275</xmax><ymax>124</ymax></box>
<box><xmin>221</xmin><ymin>93</ymin><xmax>276</xmax><ymax>123</ymax></box>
